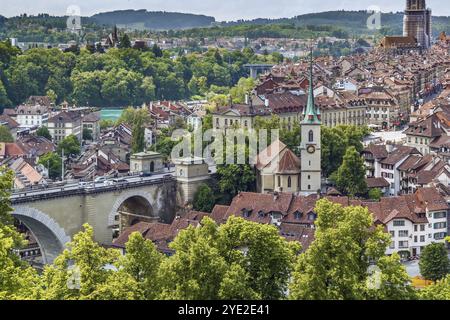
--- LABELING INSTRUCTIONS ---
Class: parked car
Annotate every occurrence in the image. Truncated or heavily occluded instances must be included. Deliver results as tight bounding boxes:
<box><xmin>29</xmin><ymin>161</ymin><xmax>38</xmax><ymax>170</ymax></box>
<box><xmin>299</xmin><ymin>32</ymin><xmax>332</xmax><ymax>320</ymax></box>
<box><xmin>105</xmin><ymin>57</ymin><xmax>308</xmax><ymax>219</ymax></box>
<box><xmin>94</xmin><ymin>176</ymin><xmax>107</xmax><ymax>183</ymax></box>
<box><xmin>139</xmin><ymin>172</ymin><xmax>152</xmax><ymax>177</ymax></box>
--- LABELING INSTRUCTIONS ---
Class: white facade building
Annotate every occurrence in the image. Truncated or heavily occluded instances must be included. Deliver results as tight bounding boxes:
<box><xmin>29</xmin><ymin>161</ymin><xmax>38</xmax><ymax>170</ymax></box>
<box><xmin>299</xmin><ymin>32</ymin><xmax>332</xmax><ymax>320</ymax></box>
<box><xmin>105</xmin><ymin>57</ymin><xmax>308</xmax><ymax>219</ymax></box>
<box><xmin>16</xmin><ymin>105</ymin><xmax>49</xmax><ymax>129</ymax></box>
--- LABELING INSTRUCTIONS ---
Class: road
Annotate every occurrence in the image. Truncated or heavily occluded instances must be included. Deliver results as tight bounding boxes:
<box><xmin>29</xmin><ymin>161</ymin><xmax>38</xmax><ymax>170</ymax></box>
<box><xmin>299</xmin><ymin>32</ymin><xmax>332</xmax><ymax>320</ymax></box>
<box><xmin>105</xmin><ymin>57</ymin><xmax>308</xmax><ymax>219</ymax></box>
<box><xmin>403</xmin><ymin>252</ymin><xmax>450</xmax><ymax>278</ymax></box>
<box><xmin>11</xmin><ymin>168</ymin><xmax>176</xmax><ymax>200</ymax></box>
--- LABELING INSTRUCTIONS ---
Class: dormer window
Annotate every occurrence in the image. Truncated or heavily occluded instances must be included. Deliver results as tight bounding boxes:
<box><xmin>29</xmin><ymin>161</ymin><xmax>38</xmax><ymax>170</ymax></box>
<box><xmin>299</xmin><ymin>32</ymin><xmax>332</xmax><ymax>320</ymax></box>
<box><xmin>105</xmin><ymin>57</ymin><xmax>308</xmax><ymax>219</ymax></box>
<box><xmin>258</xmin><ymin>211</ymin><xmax>264</xmax><ymax>218</ymax></box>
<box><xmin>242</xmin><ymin>209</ymin><xmax>252</xmax><ymax>218</ymax></box>
<box><xmin>294</xmin><ymin>211</ymin><xmax>303</xmax><ymax>220</ymax></box>
<box><xmin>308</xmin><ymin>212</ymin><xmax>317</xmax><ymax>221</ymax></box>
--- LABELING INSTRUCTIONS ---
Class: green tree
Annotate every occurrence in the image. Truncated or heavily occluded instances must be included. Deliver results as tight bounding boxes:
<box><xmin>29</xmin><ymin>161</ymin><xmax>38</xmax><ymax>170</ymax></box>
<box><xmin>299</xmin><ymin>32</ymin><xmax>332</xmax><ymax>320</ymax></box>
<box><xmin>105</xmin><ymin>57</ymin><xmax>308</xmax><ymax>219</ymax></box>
<box><xmin>419</xmin><ymin>243</ymin><xmax>450</xmax><ymax>282</ymax></box>
<box><xmin>368</xmin><ymin>188</ymin><xmax>383</xmax><ymax>201</ymax></box>
<box><xmin>218</xmin><ymin>264</ymin><xmax>261</xmax><ymax>300</ymax></box>
<box><xmin>99</xmin><ymin>119</ymin><xmax>115</xmax><ymax>130</ymax></box>
<box><xmin>71</xmin><ymin>70</ymin><xmax>107</xmax><ymax>107</ymax></box>
<box><xmin>132</xmin><ymin>116</ymin><xmax>145</xmax><ymax>154</ymax></box>
<box><xmin>0</xmin><ymin>125</ymin><xmax>14</xmax><ymax>142</ymax></box>
<box><xmin>228</xmin><ymin>77</ymin><xmax>255</xmax><ymax>103</ymax></box>
<box><xmin>0</xmin><ymin>80</ymin><xmax>11</xmax><ymax>108</ymax></box>
<box><xmin>334</xmin><ymin>146</ymin><xmax>368</xmax><ymax>197</ymax></box>
<box><xmin>82</xmin><ymin>128</ymin><xmax>93</xmax><ymax>141</ymax></box>
<box><xmin>193</xmin><ymin>184</ymin><xmax>215</xmax><ymax>212</ymax></box>
<box><xmin>321</xmin><ymin>125</ymin><xmax>369</xmax><ymax>178</ymax></box>
<box><xmin>289</xmin><ymin>199</ymin><xmax>416</xmax><ymax>300</ymax></box>
<box><xmin>151</xmin><ymin>44</ymin><xmax>163</xmax><ymax>58</ymax></box>
<box><xmin>41</xmin><ymin>224</ymin><xmax>121</xmax><ymax>300</ymax></box>
<box><xmin>420</xmin><ymin>275</ymin><xmax>450</xmax><ymax>300</ymax></box>
<box><xmin>119</xmin><ymin>34</ymin><xmax>132</xmax><ymax>49</ymax></box>
<box><xmin>0</xmin><ymin>167</ymin><xmax>42</xmax><ymax>300</ymax></box>
<box><xmin>158</xmin><ymin>216</ymin><xmax>298</xmax><ymax>300</ymax></box>
<box><xmin>36</xmin><ymin>126</ymin><xmax>52</xmax><ymax>140</ymax></box>
<box><xmin>89</xmin><ymin>269</ymin><xmax>142</xmax><ymax>300</ymax></box>
<box><xmin>57</xmin><ymin>135</ymin><xmax>81</xmax><ymax>156</ymax></box>
<box><xmin>38</xmin><ymin>152</ymin><xmax>62</xmax><ymax>180</ymax></box>
<box><xmin>46</xmin><ymin>89</ymin><xmax>57</xmax><ymax>104</ymax></box>
<box><xmin>119</xmin><ymin>232</ymin><xmax>163</xmax><ymax>299</ymax></box>
<box><xmin>117</xmin><ymin>107</ymin><xmax>151</xmax><ymax>126</ymax></box>
<box><xmin>216</xmin><ymin>164</ymin><xmax>255</xmax><ymax>200</ymax></box>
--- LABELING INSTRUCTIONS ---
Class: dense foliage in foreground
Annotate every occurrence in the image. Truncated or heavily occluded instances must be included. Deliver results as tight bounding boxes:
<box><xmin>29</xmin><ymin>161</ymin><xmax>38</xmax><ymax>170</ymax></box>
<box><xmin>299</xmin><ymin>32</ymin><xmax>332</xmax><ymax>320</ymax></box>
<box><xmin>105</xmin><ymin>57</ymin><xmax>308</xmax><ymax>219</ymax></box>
<box><xmin>1</xmin><ymin>166</ymin><xmax>449</xmax><ymax>300</ymax></box>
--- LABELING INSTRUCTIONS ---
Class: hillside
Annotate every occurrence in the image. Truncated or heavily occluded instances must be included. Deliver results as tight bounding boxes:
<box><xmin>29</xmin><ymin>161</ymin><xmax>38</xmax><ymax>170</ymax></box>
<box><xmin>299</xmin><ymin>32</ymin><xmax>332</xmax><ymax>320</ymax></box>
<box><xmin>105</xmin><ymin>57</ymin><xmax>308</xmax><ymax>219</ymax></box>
<box><xmin>221</xmin><ymin>10</ymin><xmax>450</xmax><ymax>36</ymax></box>
<box><xmin>91</xmin><ymin>10</ymin><xmax>215</xmax><ymax>30</ymax></box>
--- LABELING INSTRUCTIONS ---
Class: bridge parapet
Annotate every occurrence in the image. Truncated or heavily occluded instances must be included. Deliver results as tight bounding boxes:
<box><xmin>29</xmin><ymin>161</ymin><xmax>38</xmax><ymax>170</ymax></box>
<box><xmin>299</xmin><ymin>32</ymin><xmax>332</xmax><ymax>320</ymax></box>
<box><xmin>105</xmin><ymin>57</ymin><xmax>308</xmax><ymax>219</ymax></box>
<box><xmin>11</xmin><ymin>175</ymin><xmax>176</xmax><ymax>205</ymax></box>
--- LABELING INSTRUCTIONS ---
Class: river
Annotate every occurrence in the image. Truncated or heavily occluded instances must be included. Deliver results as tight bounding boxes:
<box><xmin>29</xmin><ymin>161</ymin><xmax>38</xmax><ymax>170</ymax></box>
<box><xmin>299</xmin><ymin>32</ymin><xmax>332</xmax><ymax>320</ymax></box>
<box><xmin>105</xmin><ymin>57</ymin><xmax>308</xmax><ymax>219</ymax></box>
<box><xmin>100</xmin><ymin>108</ymin><xmax>124</xmax><ymax>121</ymax></box>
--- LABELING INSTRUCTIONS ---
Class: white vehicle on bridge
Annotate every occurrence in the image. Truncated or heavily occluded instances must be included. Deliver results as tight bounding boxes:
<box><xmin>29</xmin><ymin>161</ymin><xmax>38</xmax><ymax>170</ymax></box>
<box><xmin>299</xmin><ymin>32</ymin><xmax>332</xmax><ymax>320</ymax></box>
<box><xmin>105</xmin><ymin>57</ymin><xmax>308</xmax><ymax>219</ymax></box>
<box><xmin>94</xmin><ymin>176</ymin><xmax>108</xmax><ymax>183</ymax></box>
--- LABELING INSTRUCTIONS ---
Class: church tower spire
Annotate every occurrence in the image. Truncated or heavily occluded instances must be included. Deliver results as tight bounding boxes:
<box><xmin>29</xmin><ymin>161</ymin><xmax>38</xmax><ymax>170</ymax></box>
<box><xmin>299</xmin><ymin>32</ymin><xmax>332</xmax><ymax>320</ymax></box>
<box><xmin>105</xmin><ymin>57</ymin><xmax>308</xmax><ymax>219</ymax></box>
<box><xmin>299</xmin><ymin>42</ymin><xmax>322</xmax><ymax>196</ymax></box>
<box><xmin>302</xmin><ymin>46</ymin><xmax>321</xmax><ymax>125</ymax></box>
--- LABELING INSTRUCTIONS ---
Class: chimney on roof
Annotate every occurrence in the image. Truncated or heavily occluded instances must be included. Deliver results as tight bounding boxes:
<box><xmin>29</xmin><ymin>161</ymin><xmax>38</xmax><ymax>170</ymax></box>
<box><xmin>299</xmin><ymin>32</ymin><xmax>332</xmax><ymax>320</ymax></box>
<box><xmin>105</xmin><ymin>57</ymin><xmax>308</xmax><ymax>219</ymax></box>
<box><xmin>273</xmin><ymin>191</ymin><xmax>279</xmax><ymax>201</ymax></box>
<box><xmin>264</xmin><ymin>98</ymin><xmax>269</xmax><ymax>107</ymax></box>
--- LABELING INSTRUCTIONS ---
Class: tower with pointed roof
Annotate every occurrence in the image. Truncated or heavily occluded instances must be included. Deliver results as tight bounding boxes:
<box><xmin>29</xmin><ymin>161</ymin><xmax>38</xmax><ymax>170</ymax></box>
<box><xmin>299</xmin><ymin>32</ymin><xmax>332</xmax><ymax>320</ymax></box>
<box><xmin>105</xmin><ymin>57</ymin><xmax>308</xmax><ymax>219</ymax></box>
<box><xmin>299</xmin><ymin>45</ymin><xmax>322</xmax><ymax>195</ymax></box>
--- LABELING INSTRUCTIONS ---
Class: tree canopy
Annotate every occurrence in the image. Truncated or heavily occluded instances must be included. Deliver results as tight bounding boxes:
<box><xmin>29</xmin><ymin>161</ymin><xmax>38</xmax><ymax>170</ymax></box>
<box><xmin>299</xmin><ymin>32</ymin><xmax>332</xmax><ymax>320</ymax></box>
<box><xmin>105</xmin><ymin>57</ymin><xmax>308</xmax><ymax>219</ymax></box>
<box><xmin>419</xmin><ymin>243</ymin><xmax>450</xmax><ymax>282</ymax></box>
<box><xmin>289</xmin><ymin>198</ymin><xmax>416</xmax><ymax>300</ymax></box>
<box><xmin>0</xmin><ymin>125</ymin><xmax>13</xmax><ymax>143</ymax></box>
<box><xmin>56</xmin><ymin>135</ymin><xmax>80</xmax><ymax>157</ymax></box>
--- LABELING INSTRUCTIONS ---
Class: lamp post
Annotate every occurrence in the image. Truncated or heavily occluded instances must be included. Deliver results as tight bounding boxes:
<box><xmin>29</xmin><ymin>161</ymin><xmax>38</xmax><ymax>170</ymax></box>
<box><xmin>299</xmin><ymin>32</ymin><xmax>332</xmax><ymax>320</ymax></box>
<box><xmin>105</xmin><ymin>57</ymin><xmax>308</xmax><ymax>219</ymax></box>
<box><xmin>61</xmin><ymin>148</ymin><xmax>65</xmax><ymax>182</ymax></box>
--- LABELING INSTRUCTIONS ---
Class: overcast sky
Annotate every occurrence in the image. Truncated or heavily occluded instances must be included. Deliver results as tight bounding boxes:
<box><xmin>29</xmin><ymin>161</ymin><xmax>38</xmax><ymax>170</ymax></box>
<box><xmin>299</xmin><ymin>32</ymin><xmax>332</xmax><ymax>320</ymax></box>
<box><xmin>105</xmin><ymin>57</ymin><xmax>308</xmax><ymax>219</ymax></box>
<box><xmin>1</xmin><ymin>0</ymin><xmax>449</xmax><ymax>21</ymax></box>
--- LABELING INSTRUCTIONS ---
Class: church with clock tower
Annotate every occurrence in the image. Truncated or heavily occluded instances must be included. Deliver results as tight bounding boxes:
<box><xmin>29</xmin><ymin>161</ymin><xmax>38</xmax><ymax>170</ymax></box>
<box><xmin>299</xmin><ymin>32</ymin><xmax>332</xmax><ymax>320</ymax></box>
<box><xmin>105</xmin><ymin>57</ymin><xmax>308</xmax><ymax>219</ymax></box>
<box><xmin>299</xmin><ymin>50</ymin><xmax>322</xmax><ymax>195</ymax></box>
<box><xmin>255</xmin><ymin>50</ymin><xmax>322</xmax><ymax>195</ymax></box>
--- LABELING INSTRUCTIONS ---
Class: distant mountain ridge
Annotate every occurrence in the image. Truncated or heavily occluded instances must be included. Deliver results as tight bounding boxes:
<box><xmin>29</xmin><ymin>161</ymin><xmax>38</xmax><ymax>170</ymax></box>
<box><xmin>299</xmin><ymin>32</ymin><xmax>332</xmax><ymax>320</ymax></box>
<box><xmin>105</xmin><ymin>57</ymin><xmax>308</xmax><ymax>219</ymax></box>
<box><xmin>91</xmin><ymin>10</ymin><xmax>215</xmax><ymax>30</ymax></box>
<box><xmin>221</xmin><ymin>10</ymin><xmax>450</xmax><ymax>35</ymax></box>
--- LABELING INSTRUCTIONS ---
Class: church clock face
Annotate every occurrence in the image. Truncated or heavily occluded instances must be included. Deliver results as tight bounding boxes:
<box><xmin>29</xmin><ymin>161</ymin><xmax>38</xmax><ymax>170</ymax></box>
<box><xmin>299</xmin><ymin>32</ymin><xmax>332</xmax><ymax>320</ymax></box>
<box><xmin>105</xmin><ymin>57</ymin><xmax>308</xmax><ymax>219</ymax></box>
<box><xmin>307</xmin><ymin>145</ymin><xmax>316</xmax><ymax>154</ymax></box>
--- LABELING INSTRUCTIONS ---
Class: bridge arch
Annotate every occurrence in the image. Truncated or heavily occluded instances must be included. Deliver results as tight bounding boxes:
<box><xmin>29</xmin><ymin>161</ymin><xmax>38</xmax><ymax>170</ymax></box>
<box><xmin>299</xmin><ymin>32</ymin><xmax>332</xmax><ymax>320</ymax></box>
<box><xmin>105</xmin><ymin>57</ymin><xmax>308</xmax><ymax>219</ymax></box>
<box><xmin>108</xmin><ymin>190</ymin><xmax>156</xmax><ymax>227</ymax></box>
<box><xmin>12</xmin><ymin>206</ymin><xmax>71</xmax><ymax>264</ymax></box>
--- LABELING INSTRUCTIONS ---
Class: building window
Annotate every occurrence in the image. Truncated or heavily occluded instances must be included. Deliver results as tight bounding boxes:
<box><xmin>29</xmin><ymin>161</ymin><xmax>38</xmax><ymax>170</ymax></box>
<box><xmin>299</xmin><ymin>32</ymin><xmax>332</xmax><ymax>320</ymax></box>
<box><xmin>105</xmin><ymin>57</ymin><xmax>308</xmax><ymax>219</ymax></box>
<box><xmin>434</xmin><ymin>232</ymin><xmax>447</xmax><ymax>240</ymax></box>
<box><xmin>287</xmin><ymin>176</ymin><xmax>292</xmax><ymax>188</ymax></box>
<box><xmin>433</xmin><ymin>212</ymin><xmax>447</xmax><ymax>219</ymax></box>
<box><xmin>278</xmin><ymin>176</ymin><xmax>281</xmax><ymax>187</ymax></box>
<box><xmin>398</xmin><ymin>241</ymin><xmax>409</xmax><ymax>249</ymax></box>
<box><xmin>308</xmin><ymin>130</ymin><xmax>314</xmax><ymax>142</ymax></box>
<box><xmin>393</xmin><ymin>220</ymin><xmax>405</xmax><ymax>227</ymax></box>
<box><xmin>398</xmin><ymin>230</ymin><xmax>409</xmax><ymax>237</ymax></box>
<box><xmin>434</xmin><ymin>222</ymin><xmax>447</xmax><ymax>230</ymax></box>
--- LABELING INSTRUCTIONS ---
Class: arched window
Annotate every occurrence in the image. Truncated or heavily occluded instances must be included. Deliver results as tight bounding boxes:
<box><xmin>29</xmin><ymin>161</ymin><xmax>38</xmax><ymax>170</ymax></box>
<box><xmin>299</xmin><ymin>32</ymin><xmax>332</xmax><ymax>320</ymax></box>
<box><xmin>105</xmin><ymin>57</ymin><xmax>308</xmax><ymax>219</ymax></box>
<box><xmin>288</xmin><ymin>176</ymin><xmax>292</xmax><ymax>188</ymax></box>
<box><xmin>150</xmin><ymin>161</ymin><xmax>155</xmax><ymax>172</ymax></box>
<box><xmin>278</xmin><ymin>176</ymin><xmax>281</xmax><ymax>187</ymax></box>
<box><xmin>308</xmin><ymin>130</ymin><xmax>314</xmax><ymax>142</ymax></box>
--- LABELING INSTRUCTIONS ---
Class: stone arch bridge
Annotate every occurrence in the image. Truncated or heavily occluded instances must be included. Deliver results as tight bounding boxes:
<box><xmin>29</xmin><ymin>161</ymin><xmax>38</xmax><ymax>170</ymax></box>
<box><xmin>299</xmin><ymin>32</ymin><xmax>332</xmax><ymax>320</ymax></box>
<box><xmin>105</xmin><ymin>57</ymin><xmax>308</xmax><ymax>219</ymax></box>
<box><xmin>11</xmin><ymin>176</ymin><xmax>179</xmax><ymax>264</ymax></box>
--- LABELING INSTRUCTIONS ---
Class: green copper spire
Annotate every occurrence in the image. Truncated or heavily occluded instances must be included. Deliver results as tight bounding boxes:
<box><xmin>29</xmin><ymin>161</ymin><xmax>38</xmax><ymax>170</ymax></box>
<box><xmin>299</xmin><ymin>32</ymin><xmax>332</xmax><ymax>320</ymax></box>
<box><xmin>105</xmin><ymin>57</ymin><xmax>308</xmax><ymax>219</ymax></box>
<box><xmin>302</xmin><ymin>44</ymin><xmax>321</xmax><ymax>124</ymax></box>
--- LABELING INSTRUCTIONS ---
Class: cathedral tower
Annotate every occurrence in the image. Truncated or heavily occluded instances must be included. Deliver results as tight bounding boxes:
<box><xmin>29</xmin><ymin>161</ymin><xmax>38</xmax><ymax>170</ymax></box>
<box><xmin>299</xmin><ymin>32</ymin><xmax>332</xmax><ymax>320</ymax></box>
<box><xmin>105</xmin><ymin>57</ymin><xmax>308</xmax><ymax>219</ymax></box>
<box><xmin>299</xmin><ymin>48</ymin><xmax>321</xmax><ymax>195</ymax></box>
<box><xmin>404</xmin><ymin>0</ymin><xmax>431</xmax><ymax>49</ymax></box>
